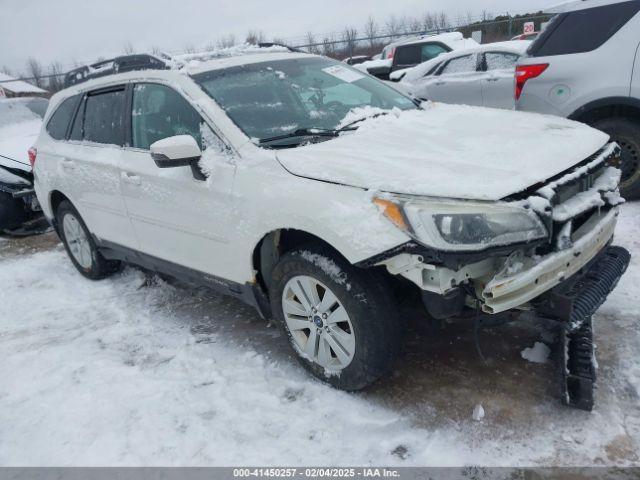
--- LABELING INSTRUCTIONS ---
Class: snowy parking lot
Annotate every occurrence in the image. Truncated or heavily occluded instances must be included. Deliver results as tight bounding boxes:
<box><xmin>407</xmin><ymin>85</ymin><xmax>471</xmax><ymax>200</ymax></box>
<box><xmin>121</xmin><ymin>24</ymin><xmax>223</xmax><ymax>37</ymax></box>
<box><xmin>1</xmin><ymin>203</ymin><xmax>639</xmax><ymax>467</ymax></box>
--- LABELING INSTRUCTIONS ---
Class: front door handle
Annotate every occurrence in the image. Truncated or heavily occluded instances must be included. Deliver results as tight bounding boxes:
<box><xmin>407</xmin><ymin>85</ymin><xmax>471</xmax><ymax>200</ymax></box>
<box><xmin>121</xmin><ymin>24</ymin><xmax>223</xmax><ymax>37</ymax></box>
<box><xmin>486</xmin><ymin>77</ymin><xmax>499</xmax><ymax>82</ymax></box>
<box><xmin>121</xmin><ymin>172</ymin><xmax>141</xmax><ymax>186</ymax></box>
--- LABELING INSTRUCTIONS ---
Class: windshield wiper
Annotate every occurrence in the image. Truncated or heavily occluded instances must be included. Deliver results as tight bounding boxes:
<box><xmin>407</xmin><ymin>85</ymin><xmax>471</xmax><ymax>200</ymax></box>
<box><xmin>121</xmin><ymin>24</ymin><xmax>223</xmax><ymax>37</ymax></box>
<box><xmin>337</xmin><ymin>111</ymin><xmax>390</xmax><ymax>131</ymax></box>
<box><xmin>258</xmin><ymin>113</ymin><xmax>389</xmax><ymax>146</ymax></box>
<box><xmin>259</xmin><ymin>127</ymin><xmax>342</xmax><ymax>145</ymax></box>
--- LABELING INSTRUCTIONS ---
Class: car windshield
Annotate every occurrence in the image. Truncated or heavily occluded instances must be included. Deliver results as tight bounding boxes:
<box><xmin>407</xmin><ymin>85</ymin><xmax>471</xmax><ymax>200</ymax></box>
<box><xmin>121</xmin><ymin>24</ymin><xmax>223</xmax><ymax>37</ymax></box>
<box><xmin>193</xmin><ymin>56</ymin><xmax>417</xmax><ymax>146</ymax></box>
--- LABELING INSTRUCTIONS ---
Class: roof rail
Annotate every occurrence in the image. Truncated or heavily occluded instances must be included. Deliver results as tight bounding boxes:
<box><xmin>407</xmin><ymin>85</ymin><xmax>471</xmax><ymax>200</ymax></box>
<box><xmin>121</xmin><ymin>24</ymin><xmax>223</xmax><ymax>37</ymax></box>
<box><xmin>63</xmin><ymin>53</ymin><xmax>173</xmax><ymax>88</ymax></box>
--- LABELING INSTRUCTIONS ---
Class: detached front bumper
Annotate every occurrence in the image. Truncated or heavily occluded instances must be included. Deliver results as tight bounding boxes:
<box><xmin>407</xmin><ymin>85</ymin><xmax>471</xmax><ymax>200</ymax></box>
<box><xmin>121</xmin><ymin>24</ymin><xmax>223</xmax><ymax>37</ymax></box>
<box><xmin>482</xmin><ymin>208</ymin><xmax>620</xmax><ymax>314</ymax></box>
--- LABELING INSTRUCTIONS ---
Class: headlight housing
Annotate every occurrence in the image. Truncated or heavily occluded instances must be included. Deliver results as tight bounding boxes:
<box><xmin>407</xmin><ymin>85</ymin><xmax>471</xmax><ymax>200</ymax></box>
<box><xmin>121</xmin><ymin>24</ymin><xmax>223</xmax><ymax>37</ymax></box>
<box><xmin>373</xmin><ymin>195</ymin><xmax>548</xmax><ymax>251</ymax></box>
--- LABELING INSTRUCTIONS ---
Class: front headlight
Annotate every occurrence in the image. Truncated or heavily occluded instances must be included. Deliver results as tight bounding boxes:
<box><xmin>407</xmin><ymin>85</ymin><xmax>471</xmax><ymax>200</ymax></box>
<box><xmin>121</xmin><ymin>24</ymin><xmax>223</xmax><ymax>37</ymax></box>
<box><xmin>373</xmin><ymin>195</ymin><xmax>548</xmax><ymax>251</ymax></box>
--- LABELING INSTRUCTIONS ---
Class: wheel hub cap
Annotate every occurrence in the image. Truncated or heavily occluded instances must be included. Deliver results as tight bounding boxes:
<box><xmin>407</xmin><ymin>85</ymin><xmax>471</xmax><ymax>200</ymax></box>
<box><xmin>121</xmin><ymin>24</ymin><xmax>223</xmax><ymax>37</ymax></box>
<box><xmin>281</xmin><ymin>275</ymin><xmax>355</xmax><ymax>371</ymax></box>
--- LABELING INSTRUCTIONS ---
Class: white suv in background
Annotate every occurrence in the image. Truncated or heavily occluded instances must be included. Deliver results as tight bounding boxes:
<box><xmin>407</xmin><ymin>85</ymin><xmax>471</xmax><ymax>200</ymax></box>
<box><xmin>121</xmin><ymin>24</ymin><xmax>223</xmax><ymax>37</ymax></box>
<box><xmin>33</xmin><ymin>49</ymin><xmax>629</xmax><ymax>408</ymax></box>
<box><xmin>516</xmin><ymin>0</ymin><xmax>640</xmax><ymax>199</ymax></box>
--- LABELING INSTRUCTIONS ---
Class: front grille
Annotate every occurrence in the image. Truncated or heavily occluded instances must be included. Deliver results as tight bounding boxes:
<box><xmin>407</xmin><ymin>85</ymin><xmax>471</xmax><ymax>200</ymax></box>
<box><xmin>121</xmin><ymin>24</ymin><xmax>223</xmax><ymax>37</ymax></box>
<box><xmin>509</xmin><ymin>143</ymin><xmax>622</xmax><ymax>256</ymax></box>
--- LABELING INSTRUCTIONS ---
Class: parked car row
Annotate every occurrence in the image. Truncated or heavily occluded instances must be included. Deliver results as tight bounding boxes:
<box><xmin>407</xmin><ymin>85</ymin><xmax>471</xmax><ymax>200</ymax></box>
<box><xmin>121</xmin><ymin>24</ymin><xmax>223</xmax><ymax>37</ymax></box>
<box><xmin>355</xmin><ymin>32</ymin><xmax>478</xmax><ymax>80</ymax></box>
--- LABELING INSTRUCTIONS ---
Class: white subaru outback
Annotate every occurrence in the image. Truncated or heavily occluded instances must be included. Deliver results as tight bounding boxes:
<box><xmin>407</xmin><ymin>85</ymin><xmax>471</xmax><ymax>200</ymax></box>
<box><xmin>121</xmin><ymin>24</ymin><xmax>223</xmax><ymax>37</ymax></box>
<box><xmin>32</xmin><ymin>48</ymin><xmax>630</xmax><ymax>407</ymax></box>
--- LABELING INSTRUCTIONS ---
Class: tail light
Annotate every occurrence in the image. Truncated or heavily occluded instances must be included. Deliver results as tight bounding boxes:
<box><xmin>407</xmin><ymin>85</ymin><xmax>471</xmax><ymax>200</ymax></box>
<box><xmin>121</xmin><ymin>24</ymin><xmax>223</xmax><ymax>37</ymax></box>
<box><xmin>28</xmin><ymin>147</ymin><xmax>37</xmax><ymax>168</ymax></box>
<box><xmin>515</xmin><ymin>64</ymin><xmax>549</xmax><ymax>100</ymax></box>
<box><xmin>387</xmin><ymin>47</ymin><xmax>396</xmax><ymax>59</ymax></box>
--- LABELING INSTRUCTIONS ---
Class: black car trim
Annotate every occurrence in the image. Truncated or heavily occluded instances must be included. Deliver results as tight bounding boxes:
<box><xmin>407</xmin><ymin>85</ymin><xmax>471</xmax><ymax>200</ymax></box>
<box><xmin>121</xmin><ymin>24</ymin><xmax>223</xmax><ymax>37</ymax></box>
<box><xmin>93</xmin><ymin>238</ymin><xmax>271</xmax><ymax>319</ymax></box>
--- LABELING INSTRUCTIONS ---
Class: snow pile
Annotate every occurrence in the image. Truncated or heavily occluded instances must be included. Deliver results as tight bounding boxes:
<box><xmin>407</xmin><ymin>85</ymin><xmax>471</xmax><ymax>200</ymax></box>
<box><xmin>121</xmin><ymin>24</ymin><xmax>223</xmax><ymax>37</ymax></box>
<box><xmin>521</xmin><ymin>342</ymin><xmax>551</xmax><ymax>364</ymax></box>
<box><xmin>353</xmin><ymin>58</ymin><xmax>392</xmax><ymax>73</ymax></box>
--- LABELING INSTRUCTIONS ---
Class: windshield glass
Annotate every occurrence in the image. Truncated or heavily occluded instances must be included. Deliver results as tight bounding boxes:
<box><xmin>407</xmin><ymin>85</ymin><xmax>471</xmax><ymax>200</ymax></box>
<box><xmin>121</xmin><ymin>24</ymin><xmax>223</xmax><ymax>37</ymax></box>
<box><xmin>193</xmin><ymin>57</ymin><xmax>416</xmax><ymax>145</ymax></box>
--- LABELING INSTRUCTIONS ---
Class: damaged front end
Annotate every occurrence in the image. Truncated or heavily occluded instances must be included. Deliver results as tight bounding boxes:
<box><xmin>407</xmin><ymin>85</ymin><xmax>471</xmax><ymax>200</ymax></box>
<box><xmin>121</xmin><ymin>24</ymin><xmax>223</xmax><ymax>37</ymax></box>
<box><xmin>368</xmin><ymin>142</ymin><xmax>631</xmax><ymax>409</ymax></box>
<box><xmin>371</xmin><ymin>142</ymin><xmax>629</xmax><ymax>319</ymax></box>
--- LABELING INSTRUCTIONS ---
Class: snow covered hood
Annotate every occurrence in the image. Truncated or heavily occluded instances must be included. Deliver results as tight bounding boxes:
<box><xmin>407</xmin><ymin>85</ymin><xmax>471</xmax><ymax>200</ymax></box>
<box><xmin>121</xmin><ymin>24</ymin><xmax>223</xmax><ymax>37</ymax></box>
<box><xmin>276</xmin><ymin>104</ymin><xmax>610</xmax><ymax>201</ymax></box>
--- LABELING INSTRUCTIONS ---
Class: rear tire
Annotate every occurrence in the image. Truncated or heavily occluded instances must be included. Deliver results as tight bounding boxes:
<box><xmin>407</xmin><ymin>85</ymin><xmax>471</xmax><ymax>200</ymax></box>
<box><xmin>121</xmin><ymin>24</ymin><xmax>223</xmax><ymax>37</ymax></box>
<box><xmin>270</xmin><ymin>245</ymin><xmax>402</xmax><ymax>391</ymax></box>
<box><xmin>592</xmin><ymin>117</ymin><xmax>640</xmax><ymax>200</ymax></box>
<box><xmin>56</xmin><ymin>200</ymin><xmax>121</xmax><ymax>280</ymax></box>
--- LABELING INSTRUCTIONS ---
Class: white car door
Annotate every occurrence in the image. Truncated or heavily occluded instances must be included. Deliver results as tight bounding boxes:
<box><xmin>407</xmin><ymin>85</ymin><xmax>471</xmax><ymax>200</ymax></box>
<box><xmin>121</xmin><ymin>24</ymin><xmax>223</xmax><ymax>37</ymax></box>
<box><xmin>61</xmin><ymin>87</ymin><xmax>138</xmax><ymax>249</ymax></box>
<box><xmin>423</xmin><ymin>54</ymin><xmax>484</xmax><ymax>106</ymax></box>
<box><xmin>632</xmin><ymin>39</ymin><xmax>640</xmax><ymax>99</ymax></box>
<box><xmin>119</xmin><ymin>82</ymin><xmax>237</xmax><ymax>278</ymax></box>
<box><xmin>480</xmin><ymin>51</ymin><xmax>521</xmax><ymax>110</ymax></box>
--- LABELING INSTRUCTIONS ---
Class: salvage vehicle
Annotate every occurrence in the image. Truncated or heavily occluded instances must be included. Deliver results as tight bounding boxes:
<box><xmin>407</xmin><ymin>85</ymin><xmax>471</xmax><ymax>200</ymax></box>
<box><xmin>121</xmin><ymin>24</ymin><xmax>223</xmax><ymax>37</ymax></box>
<box><xmin>393</xmin><ymin>41</ymin><xmax>530</xmax><ymax>110</ymax></box>
<box><xmin>356</xmin><ymin>32</ymin><xmax>478</xmax><ymax>80</ymax></box>
<box><xmin>0</xmin><ymin>97</ymin><xmax>48</xmax><ymax>234</ymax></box>
<box><xmin>33</xmin><ymin>47</ymin><xmax>630</xmax><ymax>410</ymax></box>
<box><xmin>516</xmin><ymin>0</ymin><xmax>640</xmax><ymax>199</ymax></box>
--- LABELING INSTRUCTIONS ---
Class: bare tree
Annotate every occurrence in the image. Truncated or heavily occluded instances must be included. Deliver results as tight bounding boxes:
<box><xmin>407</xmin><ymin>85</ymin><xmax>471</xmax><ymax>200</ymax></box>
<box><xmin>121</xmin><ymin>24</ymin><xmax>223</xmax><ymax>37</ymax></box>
<box><xmin>216</xmin><ymin>34</ymin><xmax>236</xmax><ymax>49</ymax></box>
<box><xmin>271</xmin><ymin>37</ymin><xmax>286</xmax><ymax>44</ymax></box>
<box><xmin>364</xmin><ymin>16</ymin><xmax>378</xmax><ymax>48</ymax></box>
<box><xmin>122</xmin><ymin>41</ymin><xmax>135</xmax><ymax>54</ymax></box>
<box><xmin>305</xmin><ymin>31</ymin><xmax>320</xmax><ymax>54</ymax></box>
<box><xmin>322</xmin><ymin>35</ymin><xmax>336</xmax><ymax>57</ymax></box>
<box><xmin>438</xmin><ymin>12</ymin><xmax>449</xmax><ymax>29</ymax></box>
<box><xmin>47</xmin><ymin>62</ymin><xmax>64</xmax><ymax>93</ymax></box>
<box><xmin>26</xmin><ymin>58</ymin><xmax>44</xmax><ymax>88</ymax></box>
<box><xmin>408</xmin><ymin>17</ymin><xmax>422</xmax><ymax>33</ymax></box>
<box><xmin>342</xmin><ymin>27</ymin><xmax>358</xmax><ymax>57</ymax></box>
<box><xmin>385</xmin><ymin>15</ymin><xmax>401</xmax><ymax>38</ymax></box>
<box><xmin>245</xmin><ymin>29</ymin><xmax>265</xmax><ymax>45</ymax></box>
<box><xmin>422</xmin><ymin>12</ymin><xmax>436</xmax><ymax>31</ymax></box>
<box><xmin>150</xmin><ymin>45</ymin><xmax>163</xmax><ymax>55</ymax></box>
<box><xmin>1</xmin><ymin>65</ymin><xmax>13</xmax><ymax>76</ymax></box>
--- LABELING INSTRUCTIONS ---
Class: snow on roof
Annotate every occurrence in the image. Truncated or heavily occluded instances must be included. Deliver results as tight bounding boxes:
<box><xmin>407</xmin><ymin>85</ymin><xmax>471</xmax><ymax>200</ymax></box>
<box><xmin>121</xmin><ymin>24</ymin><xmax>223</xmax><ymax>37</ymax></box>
<box><xmin>0</xmin><ymin>73</ymin><xmax>47</xmax><ymax>94</ymax></box>
<box><xmin>398</xmin><ymin>40</ymin><xmax>531</xmax><ymax>84</ymax></box>
<box><xmin>185</xmin><ymin>51</ymin><xmax>313</xmax><ymax>75</ymax></box>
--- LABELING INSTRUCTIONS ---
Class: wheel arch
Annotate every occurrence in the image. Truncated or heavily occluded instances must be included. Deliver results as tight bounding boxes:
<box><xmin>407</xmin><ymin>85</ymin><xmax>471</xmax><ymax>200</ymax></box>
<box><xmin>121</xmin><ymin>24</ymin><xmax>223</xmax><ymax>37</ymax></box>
<box><xmin>569</xmin><ymin>97</ymin><xmax>640</xmax><ymax>125</ymax></box>
<box><xmin>48</xmin><ymin>190</ymin><xmax>72</xmax><ymax>232</ymax></box>
<box><xmin>251</xmin><ymin>228</ymin><xmax>352</xmax><ymax>295</ymax></box>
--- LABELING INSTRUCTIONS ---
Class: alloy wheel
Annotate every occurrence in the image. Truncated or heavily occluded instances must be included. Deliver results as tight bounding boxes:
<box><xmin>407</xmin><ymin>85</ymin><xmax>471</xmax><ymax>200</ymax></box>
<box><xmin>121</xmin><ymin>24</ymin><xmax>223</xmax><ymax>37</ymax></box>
<box><xmin>281</xmin><ymin>275</ymin><xmax>355</xmax><ymax>371</ymax></box>
<box><xmin>62</xmin><ymin>213</ymin><xmax>92</xmax><ymax>269</ymax></box>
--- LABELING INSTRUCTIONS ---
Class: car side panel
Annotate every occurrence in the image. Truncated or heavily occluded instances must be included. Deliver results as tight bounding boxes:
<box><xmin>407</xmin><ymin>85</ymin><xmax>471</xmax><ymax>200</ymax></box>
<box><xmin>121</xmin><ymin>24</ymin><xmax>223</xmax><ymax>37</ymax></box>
<box><xmin>516</xmin><ymin>13</ymin><xmax>639</xmax><ymax>117</ymax></box>
<box><xmin>632</xmin><ymin>39</ymin><xmax>640</xmax><ymax>99</ymax></box>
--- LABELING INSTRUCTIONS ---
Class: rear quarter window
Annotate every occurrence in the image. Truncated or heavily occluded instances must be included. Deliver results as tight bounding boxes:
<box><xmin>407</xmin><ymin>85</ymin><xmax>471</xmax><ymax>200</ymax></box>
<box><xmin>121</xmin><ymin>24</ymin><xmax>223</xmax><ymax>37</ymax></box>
<box><xmin>529</xmin><ymin>1</ymin><xmax>640</xmax><ymax>57</ymax></box>
<box><xmin>83</xmin><ymin>88</ymin><xmax>126</xmax><ymax>146</ymax></box>
<box><xmin>46</xmin><ymin>95</ymin><xmax>80</xmax><ymax>140</ymax></box>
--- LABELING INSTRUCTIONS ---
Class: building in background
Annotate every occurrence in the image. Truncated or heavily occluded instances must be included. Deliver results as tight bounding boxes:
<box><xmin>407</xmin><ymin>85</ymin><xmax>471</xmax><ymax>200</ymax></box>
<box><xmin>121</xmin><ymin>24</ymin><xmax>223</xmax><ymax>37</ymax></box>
<box><xmin>0</xmin><ymin>73</ymin><xmax>47</xmax><ymax>98</ymax></box>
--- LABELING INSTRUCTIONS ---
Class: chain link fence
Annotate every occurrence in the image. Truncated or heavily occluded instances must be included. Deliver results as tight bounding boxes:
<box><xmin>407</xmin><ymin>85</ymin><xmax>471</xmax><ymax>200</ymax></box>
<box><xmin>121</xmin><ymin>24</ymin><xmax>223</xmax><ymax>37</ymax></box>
<box><xmin>290</xmin><ymin>13</ymin><xmax>552</xmax><ymax>60</ymax></box>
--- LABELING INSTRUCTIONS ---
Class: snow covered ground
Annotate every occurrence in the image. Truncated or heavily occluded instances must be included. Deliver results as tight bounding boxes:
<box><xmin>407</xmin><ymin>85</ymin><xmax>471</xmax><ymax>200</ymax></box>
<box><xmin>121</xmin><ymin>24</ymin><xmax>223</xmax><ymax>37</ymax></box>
<box><xmin>0</xmin><ymin>203</ymin><xmax>639</xmax><ymax>466</ymax></box>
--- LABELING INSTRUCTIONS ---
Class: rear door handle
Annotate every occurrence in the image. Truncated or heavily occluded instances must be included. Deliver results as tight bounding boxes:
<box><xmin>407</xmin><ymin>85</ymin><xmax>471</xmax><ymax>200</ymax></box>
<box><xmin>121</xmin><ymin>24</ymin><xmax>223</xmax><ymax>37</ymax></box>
<box><xmin>121</xmin><ymin>172</ymin><xmax>141</xmax><ymax>186</ymax></box>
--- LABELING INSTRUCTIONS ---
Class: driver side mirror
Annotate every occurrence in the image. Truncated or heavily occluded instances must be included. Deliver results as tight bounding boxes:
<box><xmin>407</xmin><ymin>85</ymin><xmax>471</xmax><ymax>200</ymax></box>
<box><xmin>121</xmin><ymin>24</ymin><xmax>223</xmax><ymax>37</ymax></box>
<box><xmin>150</xmin><ymin>135</ymin><xmax>206</xmax><ymax>181</ymax></box>
<box><xmin>150</xmin><ymin>135</ymin><xmax>201</xmax><ymax>168</ymax></box>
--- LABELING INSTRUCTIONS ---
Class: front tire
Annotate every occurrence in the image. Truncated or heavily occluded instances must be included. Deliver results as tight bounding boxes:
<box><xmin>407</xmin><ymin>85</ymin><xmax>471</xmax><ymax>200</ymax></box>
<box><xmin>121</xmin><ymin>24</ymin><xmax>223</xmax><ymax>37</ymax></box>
<box><xmin>270</xmin><ymin>246</ymin><xmax>401</xmax><ymax>391</ymax></box>
<box><xmin>56</xmin><ymin>200</ymin><xmax>121</xmax><ymax>280</ymax></box>
<box><xmin>592</xmin><ymin>117</ymin><xmax>640</xmax><ymax>200</ymax></box>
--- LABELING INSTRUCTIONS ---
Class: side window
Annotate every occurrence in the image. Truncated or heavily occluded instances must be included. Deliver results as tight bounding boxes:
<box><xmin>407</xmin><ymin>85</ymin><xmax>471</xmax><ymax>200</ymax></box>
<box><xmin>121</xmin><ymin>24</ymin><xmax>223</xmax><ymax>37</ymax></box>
<box><xmin>395</xmin><ymin>45</ymin><xmax>421</xmax><ymax>66</ymax></box>
<box><xmin>132</xmin><ymin>83</ymin><xmax>203</xmax><ymax>150</ymax></box>
<box><xmin>440</xmin><ymin>55</ymin><xmax>477</xmax><ymax>75</ymax></box>
<box><xmin>46</xmin><ymin>95</ymin><xmax>80</xmax><ymax>140</ymax></box>
<box><xmin>69</xmin><ymin>96</ymin><xmax>85</xmax><ymax>141</ymax></box>
<box><xmin>83</xmin><ymin>89</ymin><xmax>126</xmax><ymax>145</ymax></box>
<box><xmin>484</xmin><ymin>52</ymin><xmax>520</xmax><ymax>71</ymax></box>
<box><xmin>529</xmin><ymin>1</ymin><xmax>640</xmax><ymax>57</ymax></box>
<box><xmin>420</xmin><ymin>44</ymin><xmax>448</xmax><ymax>62</ymax></box>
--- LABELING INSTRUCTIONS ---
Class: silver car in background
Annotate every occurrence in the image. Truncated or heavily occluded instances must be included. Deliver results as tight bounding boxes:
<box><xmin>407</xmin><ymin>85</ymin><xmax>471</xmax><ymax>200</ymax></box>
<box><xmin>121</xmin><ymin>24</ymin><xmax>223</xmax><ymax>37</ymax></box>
<box><xmin>395</xmin><ymin>41</ymin><xmax>530</xmax><ymax>110</ymax></box>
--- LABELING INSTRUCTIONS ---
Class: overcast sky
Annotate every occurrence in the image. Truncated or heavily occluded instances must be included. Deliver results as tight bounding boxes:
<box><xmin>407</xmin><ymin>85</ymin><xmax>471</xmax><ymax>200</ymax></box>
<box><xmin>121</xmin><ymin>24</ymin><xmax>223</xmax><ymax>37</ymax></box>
<box><xmin>0</xmin><ymin>0</ymin><xmax>552</xmax><ymax>74</ymax></box>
